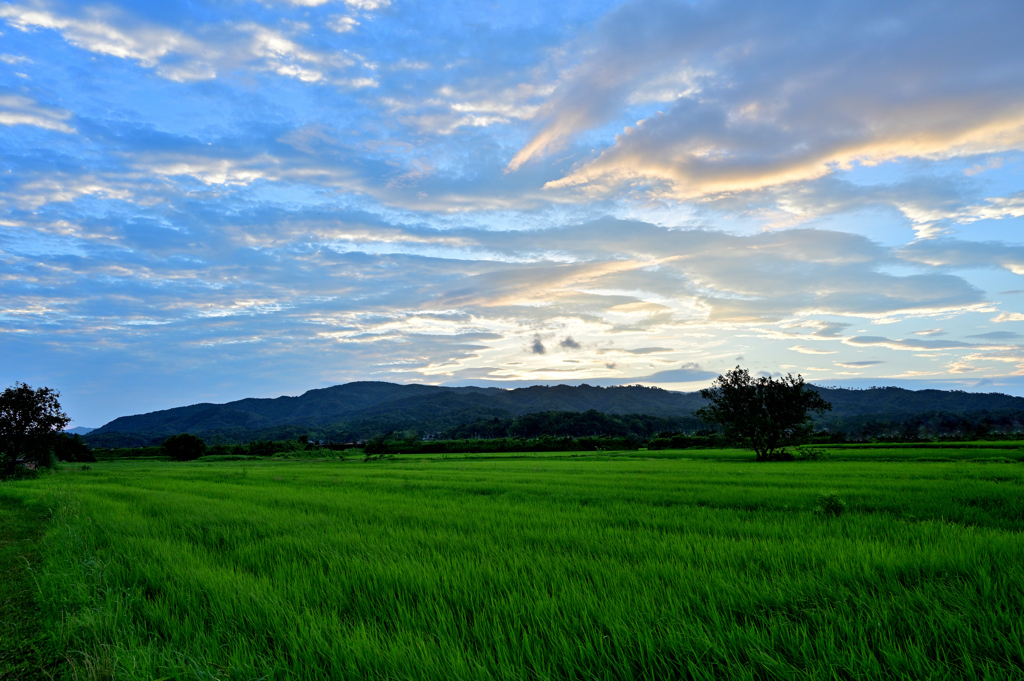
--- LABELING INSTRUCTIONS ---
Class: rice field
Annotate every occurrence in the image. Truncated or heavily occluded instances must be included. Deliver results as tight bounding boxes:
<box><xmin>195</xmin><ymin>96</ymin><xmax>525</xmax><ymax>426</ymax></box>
<box><xmin>3</xmin><ymin>449</ymin><xmax>1024</xmax><ymax>680</ymax></box>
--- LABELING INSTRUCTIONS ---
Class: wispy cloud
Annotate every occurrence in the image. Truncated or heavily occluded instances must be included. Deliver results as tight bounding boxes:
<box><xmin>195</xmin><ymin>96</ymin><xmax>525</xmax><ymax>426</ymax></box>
<box><xmin>789</xmin><ymin>345</ymin><xmax>836</xmax><ymax>355</ymax></box>
<box><xmin>0</xmin><ymin>2</ymin><xmax>376</xmax><ymax>85</ymax></box>
<box><xmin>0</xmin><ymin>94</ymin><xmax>74</xmax><ymax>133</ymax></box>
<box><xmin>0</xmin><ymin>4</ymin><xmax>216</xmax><ymax>81</ymax></box>
<box><xmin>843</xmin><ymin>336</ymin><xmax>979</xmax><ymax>351</ymax></box>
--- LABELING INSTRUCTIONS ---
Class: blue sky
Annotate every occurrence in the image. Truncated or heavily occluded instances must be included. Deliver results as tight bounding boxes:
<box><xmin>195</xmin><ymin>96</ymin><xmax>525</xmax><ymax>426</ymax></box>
<box><xmin>3</xmin><ymin>0</ymin><xmax>1024</xmax><ymax>427</ymax></box>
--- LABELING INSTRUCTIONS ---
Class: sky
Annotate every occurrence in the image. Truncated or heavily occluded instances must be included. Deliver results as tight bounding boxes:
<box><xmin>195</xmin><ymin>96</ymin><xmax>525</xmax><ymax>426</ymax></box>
<box><xmin>2</xmin><ymin>0</ymin><xmax>1024</xmax><ymax>427</ymax></box>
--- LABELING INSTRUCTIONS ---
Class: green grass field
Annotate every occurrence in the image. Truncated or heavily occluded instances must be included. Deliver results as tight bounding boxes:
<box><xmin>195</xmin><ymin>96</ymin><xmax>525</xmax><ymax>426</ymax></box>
<box><xmin>3</xmin><ymin>448</ymin><xmax>1024</xmax><ymax>680</ymax></box>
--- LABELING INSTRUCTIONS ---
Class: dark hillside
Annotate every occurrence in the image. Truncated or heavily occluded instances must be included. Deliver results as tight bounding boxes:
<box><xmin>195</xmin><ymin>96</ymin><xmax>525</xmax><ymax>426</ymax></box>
<box><xmin>85</xmin><ymin>381</ymin><xmax>1024</xmax><ymax>446</ymax></box>
<box><xmin>93</xmin><ymin>383</ymin><xmax>502</xmax><ymax>436</ymax></box>
<box><xmin>811</xmin><ymin>386</ymin><xmax>1024</xmax><ymax>417</ymax></box>
<box><xmin>496</xmin><ymin>383</ymin><xmax>706</xmax><ymax>415</ymax></box>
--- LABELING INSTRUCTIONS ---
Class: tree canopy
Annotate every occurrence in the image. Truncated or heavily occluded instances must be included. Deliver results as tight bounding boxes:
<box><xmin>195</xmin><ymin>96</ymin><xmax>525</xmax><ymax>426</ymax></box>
<box><xmin>695</xmin><ymin>367</ymin><xmax>832</xmax><ymax>460</ymax></box>
<box><xmin>0</xmin><ymin>383</ymin><xmax>71</xmax><ymax>478</ymax></box>
<box><xmin>161</xmin><ymin>433</ymin><xmax>208</xmax><ymax>461</ymax></box>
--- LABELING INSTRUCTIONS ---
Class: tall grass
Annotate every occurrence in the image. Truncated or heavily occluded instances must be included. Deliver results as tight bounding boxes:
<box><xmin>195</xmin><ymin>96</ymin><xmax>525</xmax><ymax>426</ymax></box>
<box><xmin>9</xmin><ymin>455</ymin><xmax>1024</xmax><ymax>679</ymax></box>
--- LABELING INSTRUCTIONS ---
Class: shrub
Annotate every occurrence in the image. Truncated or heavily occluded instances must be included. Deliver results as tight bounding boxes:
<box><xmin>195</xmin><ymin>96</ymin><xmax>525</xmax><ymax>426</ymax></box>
<box><xmin>815</xmin><ymin>492</ymin><xmax>847</xmax><ymax>517</ymax></box>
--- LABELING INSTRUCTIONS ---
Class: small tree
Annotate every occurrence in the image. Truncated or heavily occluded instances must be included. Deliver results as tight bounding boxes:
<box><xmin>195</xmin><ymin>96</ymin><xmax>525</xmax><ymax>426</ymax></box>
<box><xmin>364</xmin><ymin>432</ymin><xmax>393</xmax><ymax>461</ymax></box>
<box><xmin>0</xmin><ymin>383</ymin><xmax>71</xmax><ymax>478</ymax></box>
<box><xmin>162</xmin><ymin>433</ymin><xmax>208</xmax><ymax>461</ymax></box>
<box><xmin>695</xmin><ymin>367</ymin><xmax>831</xmax><ymax>461</ymax></box>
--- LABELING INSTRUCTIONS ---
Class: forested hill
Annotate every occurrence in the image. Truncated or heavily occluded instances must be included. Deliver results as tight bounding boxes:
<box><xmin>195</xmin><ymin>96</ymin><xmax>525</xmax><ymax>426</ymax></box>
<box><xmin>809</xmin><ymin>386</ymin><xmax>1024</xmax><ymax>415</ymax></box>
<box><xmin>86</xmin><ymin>382</ymin><xmax>706</xmax><ymax>446</ymax></box>
<box><xmin>85</xmin><ymin>381</ymin><xmax>1024</xmax><ymax>446</ymax></box>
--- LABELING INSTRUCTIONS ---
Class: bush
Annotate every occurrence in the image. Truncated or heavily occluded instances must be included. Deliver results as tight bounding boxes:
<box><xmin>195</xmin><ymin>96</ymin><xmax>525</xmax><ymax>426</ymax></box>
<box><xmin>246</xmin><ymin>440</ymin><xmax>278</xmax><ymax>457</ymax></box>
<box><xmin>161</xmin><ymin>433</ymin><xmax>208</xmax><ymax>461</ymax></box>
<box><xmin>815</xmin><ymin>492</ymin><xmax>847</xmax><ymax>518</ymax></box>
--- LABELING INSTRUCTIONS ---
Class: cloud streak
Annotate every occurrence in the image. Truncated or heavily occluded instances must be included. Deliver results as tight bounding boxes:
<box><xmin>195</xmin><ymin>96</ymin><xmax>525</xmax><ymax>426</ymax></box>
<box><xmin>0</xmin><ymin>94</ymin><xmax>75</xmax><ymax>133</ymax></box>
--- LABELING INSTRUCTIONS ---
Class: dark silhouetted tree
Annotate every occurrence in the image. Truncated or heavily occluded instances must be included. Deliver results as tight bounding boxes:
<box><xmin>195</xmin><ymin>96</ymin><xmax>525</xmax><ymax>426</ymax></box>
<box><xmin>364</xmin><ymin>431</ymin><xmax>393</xmax><ymax>460</ymax></box>
<box><xmin>695</xmin><ymin>367</ymin><xmax>831</xmax><ymax>461</ymax></box>
<box><xmin>54</xmin><ymin>432</ymin><xmax>96</xmax><ymax>463</ymax></box>
<box><xmin>0</xmin><ymin>383</ymin><xmax>71</xmax><ymax>478</ymax></box>
<box><xmin>162</xmin><ymin>433</ymin><xmax>208</xmax><ymax>461</ymax></box>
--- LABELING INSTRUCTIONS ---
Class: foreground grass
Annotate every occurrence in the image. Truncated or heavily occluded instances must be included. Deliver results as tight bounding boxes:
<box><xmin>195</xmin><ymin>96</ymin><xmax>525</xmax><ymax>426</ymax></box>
<box><xmin>0</xmin><ymin>490</ymin><xmax>63</xmax><ymax>680</ymax></box>
<box><xmin>6</xmin><ymin>454</ymin><xmax>1024</xmax><ymax>679</ymax></box>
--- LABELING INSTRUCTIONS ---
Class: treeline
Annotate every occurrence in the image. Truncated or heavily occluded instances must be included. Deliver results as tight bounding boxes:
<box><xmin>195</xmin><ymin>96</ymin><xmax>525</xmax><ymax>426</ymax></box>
<box><xmin>84</xmin><ymin>426</ymin><xmax>332</xmax><ymax>449</ymax></box>
<box><xmin>441</xmin><ymin>410</ymin><xmax>702</xmax><ymax>440</ymax></box>
<box><xmin>822</xmin><ymin>409</ymin><xmax>1024</xmax><ymax>441</ymax></box>
<box><xmin>92</xmin><ymin>435</ymin><xmax>353</xmax><ymax>462</ymax></box>
<box><xmin>365</xmin><ymin>434</ymin><xmax>659</xmax><ymax>455</ymax></box>
<box><xmin>84</xmin><ymin>409</ymin><xmax>704</xmax><ymax>448</ymax></box>
<box><xmin>78</xmin><ymin>407</ymin><xmax>1024</xmax><ymax>462</ymax></box>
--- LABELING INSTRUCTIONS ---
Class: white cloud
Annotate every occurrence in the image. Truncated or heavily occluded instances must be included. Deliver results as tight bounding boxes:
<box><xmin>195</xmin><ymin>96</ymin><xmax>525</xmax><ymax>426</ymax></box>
<box><xmin>0</xmin><ymin>94</ymin><xmax>74</xmax><ymax>133</ymax></box>
<box><xmin>390</xmin><ymin>82</ymin><xmax>551</xmax><ymax>135</ymax></box>
<box><xmin>156</xmin><ymin>61</ymin><xmax>217</xmax><ymax>83</ymax></box>
<box><xmin>957</xmin><ymin>193</ymin><xmax>1024</xmax><ymax>224</ymax></box>
<box><xmin>243</xmin><ymin>23</ymin><xmax>330</xmax><ymax>82</ymax></box>
<box><xmin>327</xmin><ymin>15</ymin><xmax>359</xmax><ymax>33</ymax></box>
<box><xmin>0</xmin><ymin>4</ymin><xmax>368</xmax><ymax>85</ymax></box>
<box><xmin>338</xmin><ymin>77</ymin><xmax>378</xmax><ymax>88</ymax></box>
<box><xmin>992</xmin><ymin>312</ymin><xmax>1024</xmax><ymax>323</ymax></box>
<box><xmin>0</xmin><ymin>4</ymin><xmax>213</xmax><ymax>77</ymax></box>
<box><xmin>789</xmin><ymin>345</ymin><xmax>836</xmax><ymax>355</ymax></box>
<box><xmin>1</xmin><ymin>174</ymin><xmax>133</xmax><ymax>210</ymax></box>
<box><xmin>343</xmin><ymin>0</ymin><xmax>390</xmax><ymax>9</ymax></box>
<box><xmin>141</xmin><ymin>156</ymin><xmax>277</xmax><ymax>186</ymax></box>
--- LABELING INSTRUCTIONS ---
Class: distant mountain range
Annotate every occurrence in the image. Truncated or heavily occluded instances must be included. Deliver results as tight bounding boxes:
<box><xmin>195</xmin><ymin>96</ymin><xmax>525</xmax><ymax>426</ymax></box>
<box><xmin>66</xmin><ymin>427</ymin><xmax>96</xmax><ymax>435</ymax></box>
<box><xmin>83</xmin><ymin>381</ymin><xmax>1024</xmax><ymax>447</ymax></box>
